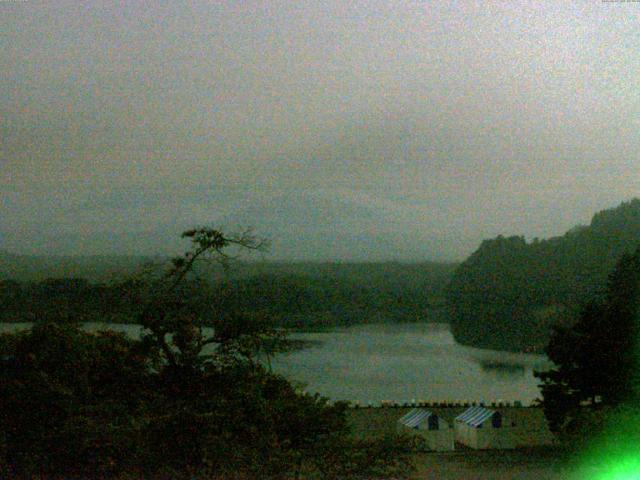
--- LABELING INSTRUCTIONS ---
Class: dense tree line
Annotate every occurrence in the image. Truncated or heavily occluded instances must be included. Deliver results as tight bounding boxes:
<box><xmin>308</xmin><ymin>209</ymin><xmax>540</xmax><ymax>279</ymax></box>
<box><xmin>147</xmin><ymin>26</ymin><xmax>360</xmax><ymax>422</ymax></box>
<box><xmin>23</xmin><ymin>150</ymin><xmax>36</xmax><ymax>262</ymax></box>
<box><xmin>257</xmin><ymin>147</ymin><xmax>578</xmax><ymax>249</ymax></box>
<box><xmin>536</xmin><ymin>246</ymin><xmax>640</xmax><ymax>434</ymax></box>
<box><xmin>447</xmin><ymin>199</ymin><xmax>640</xmax><ymax>352</ymax></box>
<box><xmin>0</xmin><ymin>278</ymin><xmax>138</xmax><ymax>323</ymax></box>
<box><xmin>534</xmin><ymin>247</ymin><xmax>640</xmax><ymax>476</ymax></box>
<box><xmin>0</xmin><ymin>228</ymin><xmax>415</xmax><ymax>479</ymax></box>
<box><xmin>0</xmin><ymin>262</ymin><xmax>455</xmax><ymax>329</ymax></box>
<box><xmin>213</xmin><ymin>271</ymin><xmax>445</xmax><ymax>329</ymax></box>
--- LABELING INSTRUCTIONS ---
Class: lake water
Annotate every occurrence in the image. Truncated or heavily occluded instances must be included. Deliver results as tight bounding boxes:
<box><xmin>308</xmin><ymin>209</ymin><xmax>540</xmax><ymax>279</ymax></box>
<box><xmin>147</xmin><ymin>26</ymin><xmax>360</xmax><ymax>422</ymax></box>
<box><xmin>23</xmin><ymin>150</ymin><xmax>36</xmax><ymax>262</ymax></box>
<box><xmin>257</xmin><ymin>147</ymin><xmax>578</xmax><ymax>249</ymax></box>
<box><xmin>1</xmin><ymin>322</ymin><xmax>550</xmax><ymax>405</ymax></box>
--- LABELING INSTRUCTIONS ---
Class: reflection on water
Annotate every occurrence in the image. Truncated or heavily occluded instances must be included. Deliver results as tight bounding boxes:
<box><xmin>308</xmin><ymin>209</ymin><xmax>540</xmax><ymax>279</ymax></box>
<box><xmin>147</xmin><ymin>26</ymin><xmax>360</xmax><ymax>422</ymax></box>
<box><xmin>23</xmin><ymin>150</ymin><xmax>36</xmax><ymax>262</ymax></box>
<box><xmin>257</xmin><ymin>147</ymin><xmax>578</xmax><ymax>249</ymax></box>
<box><xmin>272</xmin><ymin>323</ymin><xmax>550</xmax><ymax>405</ymax></box>
<box><xmin>479</xmin><ymin>361</ymin><xmax>526</xmax><ymax>378</ymax></box>
<box><xmin>0</xmin><ymin>321</ymin><xmax>550</xmax><ymax>405</ymax></box>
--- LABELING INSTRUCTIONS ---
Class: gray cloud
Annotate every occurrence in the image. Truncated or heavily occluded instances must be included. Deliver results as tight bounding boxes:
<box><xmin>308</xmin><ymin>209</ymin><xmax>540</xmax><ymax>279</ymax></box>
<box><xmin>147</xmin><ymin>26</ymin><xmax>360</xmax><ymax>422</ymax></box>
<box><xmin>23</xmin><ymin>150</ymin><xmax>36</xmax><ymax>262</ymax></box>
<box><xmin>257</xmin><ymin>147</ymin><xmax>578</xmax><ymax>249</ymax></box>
<box><xmin>2</xmin><ymin>1</ymin><xmax>639</xmax><ymax>260</ymax></box>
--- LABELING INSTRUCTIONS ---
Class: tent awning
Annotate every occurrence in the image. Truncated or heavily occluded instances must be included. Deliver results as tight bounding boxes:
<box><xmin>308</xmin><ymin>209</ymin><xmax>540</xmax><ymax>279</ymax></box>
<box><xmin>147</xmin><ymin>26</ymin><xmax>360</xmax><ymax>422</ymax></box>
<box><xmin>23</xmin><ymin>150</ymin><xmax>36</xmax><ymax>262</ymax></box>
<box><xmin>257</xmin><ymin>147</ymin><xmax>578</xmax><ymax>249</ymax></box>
<box><xmin>398</xmin><ymin>408</ymin><xmax>434</xmax><ymax>428</ymax></box>
<box><xmin>455</xmin><ymin>406</ymin><xmax>496</xmax><ymax>428</ymax></box>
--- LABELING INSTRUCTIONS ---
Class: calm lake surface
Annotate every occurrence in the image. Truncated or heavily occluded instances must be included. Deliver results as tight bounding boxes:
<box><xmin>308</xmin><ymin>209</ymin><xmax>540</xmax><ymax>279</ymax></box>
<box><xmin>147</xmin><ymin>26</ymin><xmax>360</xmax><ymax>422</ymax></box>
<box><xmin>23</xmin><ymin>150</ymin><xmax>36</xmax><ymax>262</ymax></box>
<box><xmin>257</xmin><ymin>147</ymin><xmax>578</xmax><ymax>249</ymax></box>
<box><xmin>1</xmin><ymin>322</ymin><xmax>549</xmax><ymax>405</ymax></box>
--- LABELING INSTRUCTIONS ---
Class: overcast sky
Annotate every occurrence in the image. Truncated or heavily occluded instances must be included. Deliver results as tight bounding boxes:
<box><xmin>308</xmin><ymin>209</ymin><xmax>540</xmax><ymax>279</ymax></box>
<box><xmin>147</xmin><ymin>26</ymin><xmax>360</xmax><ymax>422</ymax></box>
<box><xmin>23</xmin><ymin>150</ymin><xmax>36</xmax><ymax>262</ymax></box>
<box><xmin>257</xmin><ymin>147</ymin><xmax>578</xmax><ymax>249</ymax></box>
<box><xmin>2</xmin><ymin>1</ymin><xmax>639</xmax><ymax>260</ymax></box>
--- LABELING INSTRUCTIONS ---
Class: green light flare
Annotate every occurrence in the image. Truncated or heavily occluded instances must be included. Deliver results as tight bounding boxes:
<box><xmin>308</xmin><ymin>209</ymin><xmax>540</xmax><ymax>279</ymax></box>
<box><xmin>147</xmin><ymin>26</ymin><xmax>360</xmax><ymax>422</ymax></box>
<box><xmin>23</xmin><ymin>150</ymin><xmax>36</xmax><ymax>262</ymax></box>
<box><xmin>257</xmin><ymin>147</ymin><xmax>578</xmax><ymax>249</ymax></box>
<box><xmin>571</xmin><ymin>406</ymin><xmax>640</xmax><ymax>480</ymax></box>
<box><xmin>589</xmin><ymin>455</ymin><xmax>640</xmax><ymax>480</ymax></box>
<box><xmin>568</xmin><ymin>265</ymin><xmax>640</xmax><ymax>479</ymax></box>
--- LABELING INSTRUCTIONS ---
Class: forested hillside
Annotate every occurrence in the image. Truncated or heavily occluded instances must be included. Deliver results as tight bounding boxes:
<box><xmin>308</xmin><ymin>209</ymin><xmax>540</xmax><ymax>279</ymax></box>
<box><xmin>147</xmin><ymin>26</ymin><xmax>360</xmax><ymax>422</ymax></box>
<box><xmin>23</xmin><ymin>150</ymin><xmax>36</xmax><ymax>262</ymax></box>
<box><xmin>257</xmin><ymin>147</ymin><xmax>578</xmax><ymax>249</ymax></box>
<box><xmin>213</xmin><ymin>263</ymin><xmax>453</xmax><ymax>328</ymax></box>
<box><xmin>0</xmin><ymin>260</ymin><xmax>456</xmax><ymax>328</ymax></box>
<box><xmin>447</xmin><ymin>199</ymin><xmax>640</xmax><ymax>353</ymax></box>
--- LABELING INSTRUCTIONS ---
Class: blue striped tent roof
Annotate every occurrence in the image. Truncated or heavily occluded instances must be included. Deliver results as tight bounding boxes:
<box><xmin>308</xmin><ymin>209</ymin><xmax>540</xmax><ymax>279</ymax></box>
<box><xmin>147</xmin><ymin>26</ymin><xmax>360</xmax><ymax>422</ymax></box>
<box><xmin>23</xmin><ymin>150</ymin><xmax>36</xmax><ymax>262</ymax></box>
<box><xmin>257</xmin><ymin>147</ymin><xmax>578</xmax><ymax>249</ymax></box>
<box><xmin>398</xmin><ymin>408</ymin><xmax>434</xmax><ymax>428</ymax></box>
<box><xmin>455</xmin><ymin>406</ymin><xmax>496</xmax><ymax>428</ymax></box>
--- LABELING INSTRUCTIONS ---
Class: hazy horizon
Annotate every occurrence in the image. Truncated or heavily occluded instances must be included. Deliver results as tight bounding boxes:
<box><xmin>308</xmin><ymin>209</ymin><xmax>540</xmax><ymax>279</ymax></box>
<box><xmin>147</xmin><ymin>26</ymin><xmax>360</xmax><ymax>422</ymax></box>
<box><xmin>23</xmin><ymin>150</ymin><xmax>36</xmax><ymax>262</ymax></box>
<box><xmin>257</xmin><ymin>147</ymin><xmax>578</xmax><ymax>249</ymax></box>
<box><xmin>0</xmin><ymin>196</ymin><xmax>638</xmax><ymax>263</ymax></box>
<box><xmin>2</xmin><ymin>2</ymin><xmax>639</xmax><ymax>261</ymax></box>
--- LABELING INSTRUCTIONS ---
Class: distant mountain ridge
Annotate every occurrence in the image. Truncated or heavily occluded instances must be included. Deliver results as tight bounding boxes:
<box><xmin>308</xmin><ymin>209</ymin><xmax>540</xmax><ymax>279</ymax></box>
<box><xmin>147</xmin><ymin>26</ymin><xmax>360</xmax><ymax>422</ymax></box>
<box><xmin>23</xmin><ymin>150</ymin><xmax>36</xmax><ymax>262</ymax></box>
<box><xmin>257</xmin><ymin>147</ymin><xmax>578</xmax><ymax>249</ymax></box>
<box><xmin>0</xmin><ymin>252</ymin><xmax>158</xmax><ymax>283</ymax></box>
<box><xmin>447</xmin><ymin>198</ymin><xmax>640</xmax><ymax>353</ymax></box>
<box><xmin>0</xmin><ymin>191</ymin><xmax>475</xmax><ymax>261</ymax></box>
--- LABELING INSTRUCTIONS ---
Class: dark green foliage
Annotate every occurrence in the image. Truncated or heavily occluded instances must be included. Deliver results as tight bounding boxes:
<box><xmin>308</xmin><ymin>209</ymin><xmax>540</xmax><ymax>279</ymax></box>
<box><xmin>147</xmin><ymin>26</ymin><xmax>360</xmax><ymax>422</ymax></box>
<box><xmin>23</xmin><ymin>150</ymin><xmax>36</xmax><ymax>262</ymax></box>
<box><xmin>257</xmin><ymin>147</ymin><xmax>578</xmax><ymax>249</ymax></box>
<box><xmin>0</xmin><ymin>320</ymin><xmax>153</xmax><ymax>477</ymax></box>
<box><xmin>213</xmin><ymin>266</ymin><xmax>450</xmax><ymax>329</ymax></box>
<box><xmin>0</xmin><ymin>228</ymin><xmax>415</xmax><ymax>479</ymax></box>
<box><xmin>0</xmin><ymin>261</ymin><xmax>456</xmax><ymax>329</ymax></box>
<box><xmin>0</xmin><ymin>277</ymin><xmax>140</xmax><ymax>323</ymax></box>
<box><xmin>535</xmin><ymin>247</ymin><xmax>640</xmax><ymax>434</ymax></box>
<box><xmin>312</xmin><ymin>433</ymin><xmax>415</xmax><ymax>480</ymax></box>
<box><xmin>448</xmin><ymin>199</ymin><xmax>640</xmax><ymax>352</ymax></box>
<box><xmin>0</xmin><ymin>321</ymin><xmax>352</xmax><ymax>478</ymax></box>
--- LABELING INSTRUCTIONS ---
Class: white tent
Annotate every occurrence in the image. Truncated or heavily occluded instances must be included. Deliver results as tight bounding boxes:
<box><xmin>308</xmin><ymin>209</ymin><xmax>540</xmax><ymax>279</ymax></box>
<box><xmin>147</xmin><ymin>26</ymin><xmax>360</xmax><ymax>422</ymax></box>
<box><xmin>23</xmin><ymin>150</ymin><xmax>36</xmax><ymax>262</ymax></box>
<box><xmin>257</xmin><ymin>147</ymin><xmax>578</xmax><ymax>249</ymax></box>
<box><xmin>396</xmin><ymin>408</ymin><xmax>454</xmax><ymax>451</ymax></box>
<box><xmin>454</xmin><ymin>406</ymin><xmax>514</xmax><ymax>449</ymax></box>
